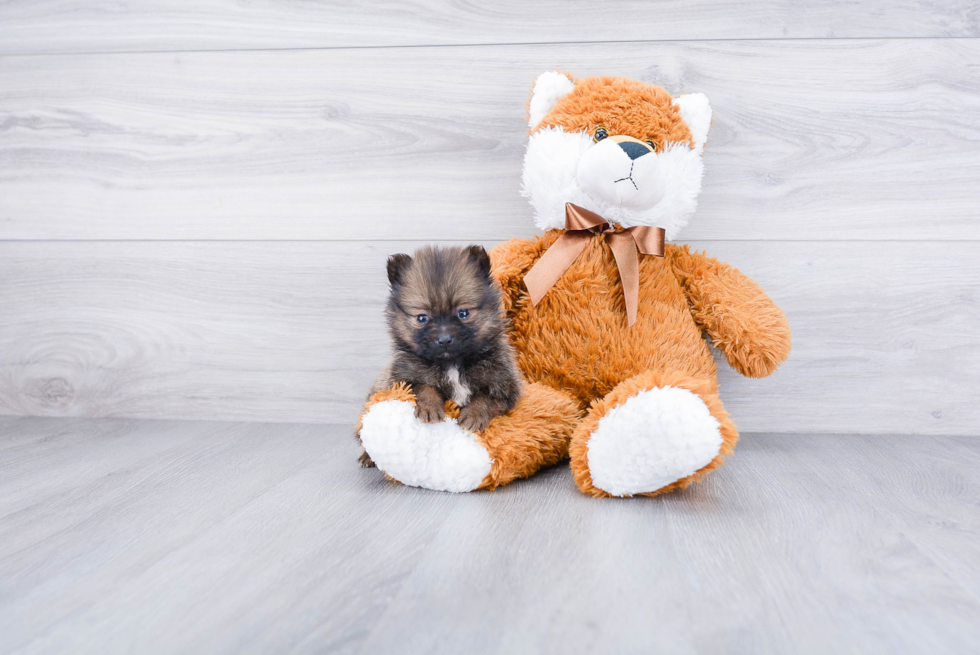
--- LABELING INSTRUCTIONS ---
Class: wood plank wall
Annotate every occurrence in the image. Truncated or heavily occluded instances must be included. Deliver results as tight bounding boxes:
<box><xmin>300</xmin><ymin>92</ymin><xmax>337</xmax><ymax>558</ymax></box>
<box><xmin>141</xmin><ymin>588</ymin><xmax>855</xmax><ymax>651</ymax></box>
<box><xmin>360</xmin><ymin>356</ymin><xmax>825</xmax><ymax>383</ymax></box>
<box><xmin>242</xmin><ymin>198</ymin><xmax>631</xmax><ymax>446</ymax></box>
<box><xmin>1</xmin><ymin>2</ymin><xmax>978</xmax><ymax>434</ymax></box>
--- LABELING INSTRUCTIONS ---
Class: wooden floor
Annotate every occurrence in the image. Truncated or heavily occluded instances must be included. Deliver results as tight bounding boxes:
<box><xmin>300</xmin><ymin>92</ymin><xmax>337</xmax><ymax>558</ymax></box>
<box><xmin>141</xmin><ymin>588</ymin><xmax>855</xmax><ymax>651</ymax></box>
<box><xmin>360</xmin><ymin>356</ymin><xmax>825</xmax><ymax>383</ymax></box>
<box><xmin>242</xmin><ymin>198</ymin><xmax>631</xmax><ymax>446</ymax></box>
<box><xmin>2</xmin><ymin>417</ymin><xmax>978</xmax><ymax>654</ymax></box>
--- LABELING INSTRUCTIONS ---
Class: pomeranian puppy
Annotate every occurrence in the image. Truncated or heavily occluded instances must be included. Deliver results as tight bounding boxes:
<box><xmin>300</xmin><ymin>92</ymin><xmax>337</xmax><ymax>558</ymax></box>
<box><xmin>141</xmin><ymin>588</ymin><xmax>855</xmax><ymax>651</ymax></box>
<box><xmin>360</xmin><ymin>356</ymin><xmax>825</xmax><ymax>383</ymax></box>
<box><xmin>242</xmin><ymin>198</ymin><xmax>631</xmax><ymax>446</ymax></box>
<box><xmin>358</xmin><ymin>245</ymin><xmax>522</xmax><ymax>468</ymax></box>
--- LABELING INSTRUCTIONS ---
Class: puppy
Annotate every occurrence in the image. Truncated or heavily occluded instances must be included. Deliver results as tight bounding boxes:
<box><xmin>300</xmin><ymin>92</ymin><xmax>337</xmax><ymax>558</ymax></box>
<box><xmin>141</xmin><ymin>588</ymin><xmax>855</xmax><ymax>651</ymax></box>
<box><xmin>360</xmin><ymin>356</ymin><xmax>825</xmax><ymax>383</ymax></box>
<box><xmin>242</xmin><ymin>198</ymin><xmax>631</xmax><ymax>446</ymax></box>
<box><xmin>358</xmin><ymin>245</ymin><xmax>522</xmax><ymax>468</ymax></box>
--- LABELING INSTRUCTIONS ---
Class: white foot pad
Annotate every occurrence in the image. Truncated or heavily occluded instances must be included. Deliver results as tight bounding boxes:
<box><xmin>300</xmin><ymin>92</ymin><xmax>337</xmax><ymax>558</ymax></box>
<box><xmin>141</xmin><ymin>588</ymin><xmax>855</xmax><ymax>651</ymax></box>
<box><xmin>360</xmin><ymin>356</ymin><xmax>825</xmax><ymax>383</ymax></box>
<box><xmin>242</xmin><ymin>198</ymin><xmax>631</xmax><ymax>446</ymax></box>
<box><xmin>587</xmin><ymin>386</ymin><xmax>723</xmax><ymax>496</ymax></box>
<box><xmin>359</xmin><ymin>400</ymin><xmax>492</xmax><ymax>493</ymax></box>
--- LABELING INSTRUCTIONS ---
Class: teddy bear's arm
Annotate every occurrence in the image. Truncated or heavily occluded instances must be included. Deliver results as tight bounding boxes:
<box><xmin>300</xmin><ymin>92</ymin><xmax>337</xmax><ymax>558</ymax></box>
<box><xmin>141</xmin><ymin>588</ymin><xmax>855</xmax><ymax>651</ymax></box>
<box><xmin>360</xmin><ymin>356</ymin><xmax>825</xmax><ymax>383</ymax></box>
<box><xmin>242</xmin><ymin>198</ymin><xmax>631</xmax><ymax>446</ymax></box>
<box><xmin>669</xmin><ymin>245</ymin><xmax>791</xmax><ymax>378</ymax></box>
<box><xmin>489</xmin><ymin>235</ymin><xmax>553</xmax><ymax>316</ymax></box>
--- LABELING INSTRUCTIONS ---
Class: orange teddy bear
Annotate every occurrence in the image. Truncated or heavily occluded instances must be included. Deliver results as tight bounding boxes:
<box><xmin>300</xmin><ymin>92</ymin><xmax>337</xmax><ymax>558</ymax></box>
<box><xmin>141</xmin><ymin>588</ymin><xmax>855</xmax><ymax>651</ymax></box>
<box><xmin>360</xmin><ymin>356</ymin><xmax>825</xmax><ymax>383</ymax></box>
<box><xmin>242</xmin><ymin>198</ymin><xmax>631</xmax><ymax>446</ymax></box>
<box><xmin>358</xmin><ymin>72</ymin><xmax>791</xmax><ymax>497</ymax></box>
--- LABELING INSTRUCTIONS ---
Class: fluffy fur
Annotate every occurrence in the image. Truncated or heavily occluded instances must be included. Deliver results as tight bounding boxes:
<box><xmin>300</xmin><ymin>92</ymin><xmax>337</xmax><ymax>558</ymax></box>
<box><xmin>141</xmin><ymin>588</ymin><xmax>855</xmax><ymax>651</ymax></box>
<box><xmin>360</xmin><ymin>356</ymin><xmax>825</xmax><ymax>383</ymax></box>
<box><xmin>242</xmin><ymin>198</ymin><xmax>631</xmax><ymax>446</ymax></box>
<box><xmin>491</xmin><ymin>234</ymin><xmax>791</xmax><ymax>409</ymax></box>
<box><xmin>489</xmin><ymin>72</ymin><xmax>787</xmax><ymax>496</ymax></box>
<box><xmin>357</xmin><ymin>72</ymin><xmax>790</xmax><ymax>498</ymax></box>
<box><xmin>528</xmin><ymin>70</ymin><xmax>576</xmax><ymax>129</ymax></box>
<box><xmin>521</xmin><ymin>73</ymin><xmax>712</xmax><ymax>239</ymax></box>
<box><xmin>567</xmin><ymin>370</ymin><xmax>738</xmax><ymax>498</ymax></box>
<box><xmin>357</xmin><ymin>381</ymin><xmax>581</xmax><ymax>491</ymax></box>
<box><xmin>359</xmin><ymin>245</ymin><xmax>522</xmax><ymax>467</ymax></box>
<box><xmin>360</xmin><ymin>392</ymin><xmax>493</xmax><ymax>493</ymax></box>
<box><xmin>491</xmin><ymin>230</ymin><xmax>767</xmax><ymax>496</ymax></box>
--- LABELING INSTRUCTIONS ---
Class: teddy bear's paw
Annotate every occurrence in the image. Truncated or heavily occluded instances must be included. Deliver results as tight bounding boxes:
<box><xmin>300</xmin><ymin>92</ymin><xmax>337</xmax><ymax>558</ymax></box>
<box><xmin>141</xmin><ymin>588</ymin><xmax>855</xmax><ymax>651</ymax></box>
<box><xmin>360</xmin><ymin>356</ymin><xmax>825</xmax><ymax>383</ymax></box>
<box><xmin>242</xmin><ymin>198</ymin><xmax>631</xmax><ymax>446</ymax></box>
<box><xmin>359</xmin><ymin>399</ymin><xmax>492</xmax><ymax>493</ymax></box>
<box><xmin>587</xmin><ymin>386</ymin><xmax>723</xmax><ymax>497</ymax></box>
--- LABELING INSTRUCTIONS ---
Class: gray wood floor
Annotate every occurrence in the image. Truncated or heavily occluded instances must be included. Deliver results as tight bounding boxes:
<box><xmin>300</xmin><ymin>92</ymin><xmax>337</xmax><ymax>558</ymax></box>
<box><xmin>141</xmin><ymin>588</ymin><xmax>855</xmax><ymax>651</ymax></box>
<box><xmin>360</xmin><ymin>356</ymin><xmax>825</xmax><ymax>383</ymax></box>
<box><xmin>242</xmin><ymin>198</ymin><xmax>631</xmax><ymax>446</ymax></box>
<box><xmin>2</xmin><ymin>417</ymin><xmax>978</xmax><ymax>654</ymax></box>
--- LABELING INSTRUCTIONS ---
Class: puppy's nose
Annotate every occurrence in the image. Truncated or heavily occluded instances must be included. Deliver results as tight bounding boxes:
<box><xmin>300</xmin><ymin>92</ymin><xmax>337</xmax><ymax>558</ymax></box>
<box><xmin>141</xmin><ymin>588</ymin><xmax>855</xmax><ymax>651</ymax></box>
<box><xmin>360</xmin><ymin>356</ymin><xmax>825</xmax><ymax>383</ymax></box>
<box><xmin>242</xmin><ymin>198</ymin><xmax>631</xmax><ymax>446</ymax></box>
<box><xmin>618</xmin><ymin>140</ymin><xmax>651</xmax><ymax>160</ymax></box>
<box><xmin>435</xmin><ymin>334</ymin><xmax>454</xmax><ymax>346</ymax></box>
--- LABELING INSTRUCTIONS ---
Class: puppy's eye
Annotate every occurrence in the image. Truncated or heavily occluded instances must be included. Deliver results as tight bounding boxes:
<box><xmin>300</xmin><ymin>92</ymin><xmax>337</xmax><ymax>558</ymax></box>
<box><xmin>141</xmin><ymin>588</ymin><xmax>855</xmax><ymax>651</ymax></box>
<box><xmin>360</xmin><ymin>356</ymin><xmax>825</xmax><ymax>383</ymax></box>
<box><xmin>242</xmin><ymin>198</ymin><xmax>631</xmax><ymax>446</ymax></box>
<box><xmin>593</xmin><ymin>127</ymin><xmax>608</xmax><ymax>143</ymax></box>
<box><xmin>456</xmin><ymin>308</ymin><xmax>470</xmax><ymax>320</ymax></box>
<box><xmin>415</xmin><ymin>314</ymin><xmax>429</xmax><ymax>325</ymax></box>
<box><xmin>646</xmin><ymin>140</ymin><xmax>657</xmax><ymax>152</ymax></box>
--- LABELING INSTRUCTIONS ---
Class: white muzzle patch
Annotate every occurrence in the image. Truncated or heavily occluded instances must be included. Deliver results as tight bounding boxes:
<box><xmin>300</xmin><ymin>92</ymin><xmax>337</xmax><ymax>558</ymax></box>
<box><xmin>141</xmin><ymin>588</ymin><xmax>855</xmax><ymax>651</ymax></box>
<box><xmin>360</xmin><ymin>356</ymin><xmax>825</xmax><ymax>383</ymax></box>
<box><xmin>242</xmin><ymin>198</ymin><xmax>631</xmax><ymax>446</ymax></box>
<box><xmin>576</xmin><ymin>138</ymin><xmax>666</xmax><ymax>210</ymax></box>
<box><xmin>521</xmin><ymin>127</ymin><xmax>705</xmax><ymax>238</ymax></box>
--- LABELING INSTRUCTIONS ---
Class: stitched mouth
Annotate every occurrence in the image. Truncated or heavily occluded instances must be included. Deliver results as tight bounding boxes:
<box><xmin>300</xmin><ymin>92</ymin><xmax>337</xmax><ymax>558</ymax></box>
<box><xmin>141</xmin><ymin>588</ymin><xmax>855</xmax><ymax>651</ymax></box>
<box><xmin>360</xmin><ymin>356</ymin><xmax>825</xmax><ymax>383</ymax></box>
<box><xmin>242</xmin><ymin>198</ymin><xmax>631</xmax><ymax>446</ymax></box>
<box><xmin>613</xmin><ymin>161</ymin><xmax>638</xmax><ymax>191</ymax></box>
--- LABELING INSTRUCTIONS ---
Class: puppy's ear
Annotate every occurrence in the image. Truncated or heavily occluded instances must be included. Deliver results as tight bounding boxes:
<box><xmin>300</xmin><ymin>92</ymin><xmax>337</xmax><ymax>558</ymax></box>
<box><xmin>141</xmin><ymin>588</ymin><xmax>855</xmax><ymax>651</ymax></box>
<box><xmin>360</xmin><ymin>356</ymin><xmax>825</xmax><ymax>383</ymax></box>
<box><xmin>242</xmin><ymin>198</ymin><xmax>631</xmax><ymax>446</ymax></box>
<box><xmin>466</xmin><ymin>245</ymin><xmax>492</xmax><ymax>280</ymax></box>
<box><xmin>387</xmin><ymin>253</ymin><xmax>412</xmax><ymax>286</ymax></box>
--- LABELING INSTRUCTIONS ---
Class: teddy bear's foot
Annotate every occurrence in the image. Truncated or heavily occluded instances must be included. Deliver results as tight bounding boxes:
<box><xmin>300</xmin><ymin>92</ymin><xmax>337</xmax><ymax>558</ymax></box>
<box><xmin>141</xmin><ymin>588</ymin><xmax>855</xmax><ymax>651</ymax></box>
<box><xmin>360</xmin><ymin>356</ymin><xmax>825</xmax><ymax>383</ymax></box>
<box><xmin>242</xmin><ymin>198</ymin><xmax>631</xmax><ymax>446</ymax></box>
<box><xmin>585</xmin><ymin>387</ymin><xmax>721</xmax><ymax>496</ymax></box>
<box><xmin>570</xmin><ymin>370</ymin><xmax>739</xmax><ymax>498</ymax></box>
<box><xmin>357</xmin><ymin>382</ymin><xmax>580</xmax><ymax>493</ymax></box>
<box><xmin>359</xmin><ymin>394</ymin><xmax>492</xmax><ymax>493</ymax></box>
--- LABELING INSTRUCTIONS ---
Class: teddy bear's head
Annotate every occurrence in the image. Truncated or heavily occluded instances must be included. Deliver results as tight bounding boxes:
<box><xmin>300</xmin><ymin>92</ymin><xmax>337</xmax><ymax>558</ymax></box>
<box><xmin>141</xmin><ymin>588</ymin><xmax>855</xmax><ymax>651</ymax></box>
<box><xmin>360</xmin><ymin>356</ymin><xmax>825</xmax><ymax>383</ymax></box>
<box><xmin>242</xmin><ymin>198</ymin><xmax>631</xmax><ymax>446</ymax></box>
<box><xmin>521</xmin><ymin>72</ymin><xmax>711</xmax><ymax>240</ymax></box>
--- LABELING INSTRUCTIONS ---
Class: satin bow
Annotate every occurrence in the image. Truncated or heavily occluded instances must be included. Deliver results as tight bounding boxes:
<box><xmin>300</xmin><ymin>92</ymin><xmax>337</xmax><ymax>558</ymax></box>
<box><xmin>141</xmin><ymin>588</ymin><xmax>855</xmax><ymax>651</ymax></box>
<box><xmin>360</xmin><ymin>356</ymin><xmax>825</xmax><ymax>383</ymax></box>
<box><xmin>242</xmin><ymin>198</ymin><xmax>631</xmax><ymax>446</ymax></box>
<box><xmin>523</xmin><ymin>203</ymin><xmax>665</xmax><ymax>327</ymax></box>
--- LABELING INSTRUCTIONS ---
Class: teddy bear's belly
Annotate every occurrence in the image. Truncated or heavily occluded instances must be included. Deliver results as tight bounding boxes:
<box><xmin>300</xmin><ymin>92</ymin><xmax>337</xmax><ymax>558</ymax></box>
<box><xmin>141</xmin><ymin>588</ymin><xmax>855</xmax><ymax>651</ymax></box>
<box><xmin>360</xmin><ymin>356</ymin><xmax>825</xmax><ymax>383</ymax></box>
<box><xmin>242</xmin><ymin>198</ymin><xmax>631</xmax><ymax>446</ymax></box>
<box><xmin>512</xmin><ymin>238</ymin><xmax>717</xmax><ymax>409</ymax></box>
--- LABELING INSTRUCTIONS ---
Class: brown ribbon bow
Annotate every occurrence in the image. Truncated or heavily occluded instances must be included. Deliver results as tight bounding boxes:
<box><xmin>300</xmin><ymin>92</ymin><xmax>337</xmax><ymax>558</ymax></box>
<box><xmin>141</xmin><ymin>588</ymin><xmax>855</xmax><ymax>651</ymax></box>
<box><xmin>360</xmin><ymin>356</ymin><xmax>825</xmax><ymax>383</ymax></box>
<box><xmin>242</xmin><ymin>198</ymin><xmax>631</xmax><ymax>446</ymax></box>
<box><xmin>523</xmin><ymin>203</ymin><xmax>665</xmax><ymax>327</ymax></box>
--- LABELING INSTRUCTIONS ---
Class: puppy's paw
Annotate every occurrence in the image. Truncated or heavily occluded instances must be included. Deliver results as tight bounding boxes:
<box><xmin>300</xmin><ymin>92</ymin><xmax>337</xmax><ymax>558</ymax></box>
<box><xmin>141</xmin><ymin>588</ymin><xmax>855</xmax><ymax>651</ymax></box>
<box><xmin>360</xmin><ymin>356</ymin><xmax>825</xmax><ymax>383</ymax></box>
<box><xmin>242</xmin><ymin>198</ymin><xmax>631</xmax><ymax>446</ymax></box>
<box><xmin>458</xmin><ymin>403</ymin><xmax>492</xmax><ymax>433</ymax></box>
<box><xmin>358</xmin><ymin>450</ymin><xmax>376</xmax><ymax>468</ymax></box>
<box><xmin>414</xmin><ymin>399</ymin><xmax>445</xmax><ymax>423</ymax></box>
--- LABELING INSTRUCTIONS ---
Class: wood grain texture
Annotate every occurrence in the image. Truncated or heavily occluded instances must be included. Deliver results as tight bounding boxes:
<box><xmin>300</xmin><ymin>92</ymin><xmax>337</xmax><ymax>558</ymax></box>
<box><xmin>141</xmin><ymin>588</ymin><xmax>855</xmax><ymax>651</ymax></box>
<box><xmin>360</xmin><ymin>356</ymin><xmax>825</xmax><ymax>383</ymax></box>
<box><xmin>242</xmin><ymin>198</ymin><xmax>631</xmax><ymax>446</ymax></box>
<box><xmin>0</xmin><ymin>1</ymin><xmax>977</xmax><ymax>55</ymax></box>
<box><xmin>1</xmin><ymin>417</ymin><xmax>978</xmax><ymax>654</ymax></box>
<box><xmin>361</xmin><ymin>432</ymin><xmax>980</xmax><ymax>655</ymax></box>
<box><xmin>0</xmin><ymin>239</ymin><xmax>977</xmax><ymax>435</ymax></box>
<box><xmin>2</xmin><ymin>39</ymin><xmax>979</xmax><ymax>241</ymax></box>
<box><xmin>0</xmin><ymin>417</ymin><xmax>460</xmax><ymax>654</ymax></box>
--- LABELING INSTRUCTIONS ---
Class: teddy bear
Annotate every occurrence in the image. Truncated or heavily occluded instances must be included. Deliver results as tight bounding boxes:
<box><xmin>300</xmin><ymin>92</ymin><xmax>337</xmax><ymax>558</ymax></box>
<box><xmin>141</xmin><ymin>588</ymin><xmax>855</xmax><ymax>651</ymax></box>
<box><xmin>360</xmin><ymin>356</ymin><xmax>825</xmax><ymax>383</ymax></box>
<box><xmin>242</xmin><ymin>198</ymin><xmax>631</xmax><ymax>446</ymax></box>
<box><xmin>358</xmin><ymin>71</ymin><xmax>791</xmax><ymax>497</ymax></box>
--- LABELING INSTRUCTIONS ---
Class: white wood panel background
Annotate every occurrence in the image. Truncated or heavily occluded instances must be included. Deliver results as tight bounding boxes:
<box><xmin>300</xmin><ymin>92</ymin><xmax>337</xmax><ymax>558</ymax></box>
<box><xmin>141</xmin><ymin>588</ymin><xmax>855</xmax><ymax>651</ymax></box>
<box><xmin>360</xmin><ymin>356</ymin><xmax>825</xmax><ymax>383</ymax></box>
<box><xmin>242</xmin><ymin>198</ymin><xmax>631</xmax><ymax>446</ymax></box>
<box><xmin>1</xmin><ymin>1</ymin><xmax>977</xmax><ymax>55</ymax></box>
<box><xmin>0</xmin><ymin>2</ymin><xmax>977</xmax><ymax>435</ymax></box>
<box><xmin>2</xmin><ymin>39</ymin><xmax>979</xmax><ymax>241</ymax></box>
<box><xmin>1</xmin><ymin>240</ymin><xmax>976</xmax><ymax>434</ymax></box>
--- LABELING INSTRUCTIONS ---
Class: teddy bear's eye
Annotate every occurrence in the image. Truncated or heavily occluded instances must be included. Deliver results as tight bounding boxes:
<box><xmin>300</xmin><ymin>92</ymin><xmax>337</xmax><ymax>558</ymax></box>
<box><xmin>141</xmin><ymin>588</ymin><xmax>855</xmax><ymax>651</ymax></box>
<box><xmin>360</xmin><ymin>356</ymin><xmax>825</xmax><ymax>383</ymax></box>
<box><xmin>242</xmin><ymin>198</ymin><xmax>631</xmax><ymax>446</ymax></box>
<box><xmin>593</xmin><ymin>127</ymin><xmax>608</xmax><ymax>143</ymax></box>
<box><xmin>646</xmin><ymin>140</ymin><xmax>657</xmax><ymax>152</ymax></box>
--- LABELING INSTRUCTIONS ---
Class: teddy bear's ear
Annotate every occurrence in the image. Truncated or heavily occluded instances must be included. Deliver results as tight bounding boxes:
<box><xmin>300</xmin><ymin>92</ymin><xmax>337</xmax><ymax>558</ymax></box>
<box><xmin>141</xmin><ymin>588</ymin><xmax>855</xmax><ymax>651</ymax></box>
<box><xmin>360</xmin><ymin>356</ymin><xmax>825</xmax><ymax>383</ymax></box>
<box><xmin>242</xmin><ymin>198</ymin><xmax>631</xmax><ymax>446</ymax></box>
<box><xmin>673</xmin><ymin>93</ymin><xmax>712</xmax><ymax>149</ymax></box>
<box><xmin>528</xmin><ymin>71</ymin><xmax>575</xmax><ymax>128</ymax></box>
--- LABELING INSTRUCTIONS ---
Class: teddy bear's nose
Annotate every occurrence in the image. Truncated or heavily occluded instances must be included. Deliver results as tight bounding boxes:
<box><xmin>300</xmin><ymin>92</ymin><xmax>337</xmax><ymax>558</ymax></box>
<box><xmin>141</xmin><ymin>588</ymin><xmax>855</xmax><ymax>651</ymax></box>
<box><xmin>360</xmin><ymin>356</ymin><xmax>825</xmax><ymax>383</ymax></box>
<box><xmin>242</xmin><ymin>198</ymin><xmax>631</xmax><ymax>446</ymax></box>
<box><xmin>618</xmin><ymin>140</ymin><xmax>652</xmax><ymax>160</ymax></box>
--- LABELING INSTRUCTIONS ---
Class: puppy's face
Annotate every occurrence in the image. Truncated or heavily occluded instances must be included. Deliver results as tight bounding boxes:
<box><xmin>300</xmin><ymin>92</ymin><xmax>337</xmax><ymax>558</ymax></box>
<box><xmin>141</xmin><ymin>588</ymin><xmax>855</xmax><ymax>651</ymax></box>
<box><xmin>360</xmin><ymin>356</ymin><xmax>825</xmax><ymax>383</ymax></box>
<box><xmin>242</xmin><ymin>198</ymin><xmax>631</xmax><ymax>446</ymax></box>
<box><xmin>386</xmin><ymin>245</ymin><xmax>502</xmax><ymax>363</ymax></box>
